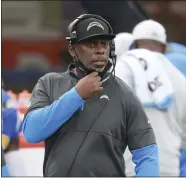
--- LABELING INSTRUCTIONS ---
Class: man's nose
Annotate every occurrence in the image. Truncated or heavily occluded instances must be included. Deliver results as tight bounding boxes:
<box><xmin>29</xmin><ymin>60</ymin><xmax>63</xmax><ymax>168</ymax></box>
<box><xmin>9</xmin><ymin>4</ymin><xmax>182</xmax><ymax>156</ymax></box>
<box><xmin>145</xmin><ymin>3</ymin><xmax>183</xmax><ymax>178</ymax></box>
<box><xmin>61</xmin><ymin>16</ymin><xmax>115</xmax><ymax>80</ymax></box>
<box><xmin>96</xmin><ymin>50</ymin><xmax>105</xmax><ymax>55</ymax></box>
<box><xmin>96</xmin><ymin>44</ymin><xmax>105</xmax><ymax>55</ymax></box>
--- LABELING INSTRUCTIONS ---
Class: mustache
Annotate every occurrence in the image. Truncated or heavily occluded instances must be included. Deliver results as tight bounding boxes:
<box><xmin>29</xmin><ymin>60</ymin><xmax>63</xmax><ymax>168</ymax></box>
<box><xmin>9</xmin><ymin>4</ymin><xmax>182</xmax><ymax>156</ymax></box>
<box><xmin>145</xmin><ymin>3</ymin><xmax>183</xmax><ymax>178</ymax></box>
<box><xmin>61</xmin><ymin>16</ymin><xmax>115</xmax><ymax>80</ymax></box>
<box><xmin>92</xmin><ymin>58</ymin><xmax>108</xmax><ymax>63</ymax></box>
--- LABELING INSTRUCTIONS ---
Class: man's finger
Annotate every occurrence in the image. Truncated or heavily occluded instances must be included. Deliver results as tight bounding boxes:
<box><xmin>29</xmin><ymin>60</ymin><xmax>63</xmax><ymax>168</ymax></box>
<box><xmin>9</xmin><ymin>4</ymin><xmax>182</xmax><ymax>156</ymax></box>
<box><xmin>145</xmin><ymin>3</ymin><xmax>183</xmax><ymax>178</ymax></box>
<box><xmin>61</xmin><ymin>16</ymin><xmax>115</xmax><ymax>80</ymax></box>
<box><xmin>97</xmin><ymin>82</ymin><xmax>102</xmax><ymax>86</ymax></box>
<box><xmin>88</xmin><ymin>72</ymin><xmax>99</xmax><ymax>77</ymax></box>
<box><xmin>97</xmin><ymin>87</ymin><xmax>104</xmax><ymax>91</ymax></box>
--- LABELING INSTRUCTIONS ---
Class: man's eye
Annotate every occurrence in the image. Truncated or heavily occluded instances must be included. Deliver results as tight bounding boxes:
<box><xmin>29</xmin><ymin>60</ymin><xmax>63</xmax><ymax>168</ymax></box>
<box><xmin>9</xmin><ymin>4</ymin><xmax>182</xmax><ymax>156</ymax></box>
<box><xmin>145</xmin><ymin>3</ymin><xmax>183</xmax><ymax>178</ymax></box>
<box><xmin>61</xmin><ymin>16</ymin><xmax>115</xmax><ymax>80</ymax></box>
<box><xmin>102</xmin><ymin>42</ymin><xmax>109</xmax><ymax>46</ymax></box>
<box><xmin>88</xmin><ymin>43</ymin><xmax>95</xmax><ymax>47</ymax></box>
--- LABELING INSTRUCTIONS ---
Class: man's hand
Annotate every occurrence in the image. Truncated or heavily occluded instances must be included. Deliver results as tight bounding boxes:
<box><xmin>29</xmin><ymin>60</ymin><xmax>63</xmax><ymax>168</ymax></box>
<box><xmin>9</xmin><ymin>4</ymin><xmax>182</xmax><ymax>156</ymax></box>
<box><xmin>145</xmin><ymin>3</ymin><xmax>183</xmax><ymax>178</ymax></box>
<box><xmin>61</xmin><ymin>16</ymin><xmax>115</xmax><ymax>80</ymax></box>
<box><xmin>75</xmin><ymin>72</ymin><xmax>103</xmax><ymax>99</ymax></box>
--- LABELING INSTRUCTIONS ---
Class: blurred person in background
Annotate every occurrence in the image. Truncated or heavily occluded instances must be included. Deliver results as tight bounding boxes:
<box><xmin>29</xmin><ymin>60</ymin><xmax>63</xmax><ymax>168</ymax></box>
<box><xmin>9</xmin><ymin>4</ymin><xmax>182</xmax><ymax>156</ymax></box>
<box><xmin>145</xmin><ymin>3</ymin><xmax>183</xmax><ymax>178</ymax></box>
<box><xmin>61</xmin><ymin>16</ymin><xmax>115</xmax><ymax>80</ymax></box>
<box><xmin>114</xmin><ymin>33</ymin><xmax>186</xmax><ymax>78</ymax></box>
<box><xmin>114</xmin><ymin>32</ymin><xmax>134</xmax><ymax>58</ymax></box>
<box><xmin>1</xmin><ymin>148</ymin><xmax>9</xmax><ymax>177</ymax></box>
<box><xmin>2</xmin><ymin>81</ymin><xmax>26</xmax><ymax>176</ymax></box>
<box><xmin>22</xmin><ymin>14</ymin><xmax>159</xmax><ymax>177</ymax></box>
<box><xmin>115</xmin><ymin>19</ymin><xmax>186</xmax><ymax>176</ymax></box>
<box><xmin>165</xmin><ymin>42</ymin><xmax>186</xmax><ymax>77</ymax></box>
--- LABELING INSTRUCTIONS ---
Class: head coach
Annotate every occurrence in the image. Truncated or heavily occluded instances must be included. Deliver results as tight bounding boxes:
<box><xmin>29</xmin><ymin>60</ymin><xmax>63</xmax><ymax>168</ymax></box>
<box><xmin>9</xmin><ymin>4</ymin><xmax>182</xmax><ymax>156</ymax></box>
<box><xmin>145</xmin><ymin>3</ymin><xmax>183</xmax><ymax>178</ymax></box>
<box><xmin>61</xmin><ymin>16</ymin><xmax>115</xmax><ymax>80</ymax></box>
<box><xmin>22</xmin><ymin>14</ymin><xmax>159</xmax><ymax>177</ymax></box>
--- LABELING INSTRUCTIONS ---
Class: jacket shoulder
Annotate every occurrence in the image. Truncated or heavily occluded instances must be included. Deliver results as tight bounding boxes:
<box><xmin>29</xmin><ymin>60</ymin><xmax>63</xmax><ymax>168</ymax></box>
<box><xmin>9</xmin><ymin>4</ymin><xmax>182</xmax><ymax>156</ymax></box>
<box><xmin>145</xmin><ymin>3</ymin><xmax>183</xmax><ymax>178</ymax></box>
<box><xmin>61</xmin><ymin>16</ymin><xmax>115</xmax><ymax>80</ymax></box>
<box><xmin>115</xmin><ymin>76</ymin><xmax>132</xmax><ymax>92</ymax></box>
<box><xmin>39</xmin><ymin>72</ymin><xmax>67</xmax><ymax>82</ymax></box>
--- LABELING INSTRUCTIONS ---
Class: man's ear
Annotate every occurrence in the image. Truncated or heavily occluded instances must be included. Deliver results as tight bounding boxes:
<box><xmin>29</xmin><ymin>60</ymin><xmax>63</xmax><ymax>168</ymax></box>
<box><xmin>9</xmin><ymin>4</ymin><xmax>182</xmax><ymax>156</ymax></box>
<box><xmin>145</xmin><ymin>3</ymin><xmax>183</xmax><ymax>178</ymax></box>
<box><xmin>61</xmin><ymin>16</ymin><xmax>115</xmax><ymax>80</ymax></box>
<box><xmin>162</xmin><ymin>44</ymin><xmax>167</xmax><ymax>53</ymax></box>
<box><xmin>133</xmin><ymin>41</ymin><xmax>137</xmax><ymax>48</ymax></box>
<box><xmin>68</xmin><ymin>44</ymin><xmax>76</xmax><ymax>58</ymax></box>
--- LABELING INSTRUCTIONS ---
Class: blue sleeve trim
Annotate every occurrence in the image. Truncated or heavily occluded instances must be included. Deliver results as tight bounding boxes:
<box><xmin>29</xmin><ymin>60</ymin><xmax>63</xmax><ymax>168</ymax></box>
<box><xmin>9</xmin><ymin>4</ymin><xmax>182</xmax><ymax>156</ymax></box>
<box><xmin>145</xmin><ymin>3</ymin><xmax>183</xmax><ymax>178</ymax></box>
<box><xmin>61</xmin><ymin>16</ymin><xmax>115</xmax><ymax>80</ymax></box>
<box><xmin>2</xmin><ymin>165</ymin><xmax>9</xmax><ymax>177</ymax></box>
<box><xmin>131</xmin><ymin>144</ymin><xmax>160</xmax><ymax>176</ymax></box>
<box><xmin>180</xmin><ymin>149</ymin><xmax>186</xmax><ymax>176</ymax></box>
<box><xmin>23</xmin><ymin>87</ymin><xmax>84</xmax><ymax>143</ymax></box>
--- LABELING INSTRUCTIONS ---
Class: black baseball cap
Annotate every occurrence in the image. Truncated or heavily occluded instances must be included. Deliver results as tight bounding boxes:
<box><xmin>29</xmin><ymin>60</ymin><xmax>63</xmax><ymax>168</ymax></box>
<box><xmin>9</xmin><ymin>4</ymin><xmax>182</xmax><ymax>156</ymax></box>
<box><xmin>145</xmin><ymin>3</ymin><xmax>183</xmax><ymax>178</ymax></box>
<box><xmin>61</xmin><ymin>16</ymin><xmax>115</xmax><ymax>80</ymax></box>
<box><xmin>67</xmin><ymin>17</ymin><xmax>116</xmax><ymax>43</ymax></box>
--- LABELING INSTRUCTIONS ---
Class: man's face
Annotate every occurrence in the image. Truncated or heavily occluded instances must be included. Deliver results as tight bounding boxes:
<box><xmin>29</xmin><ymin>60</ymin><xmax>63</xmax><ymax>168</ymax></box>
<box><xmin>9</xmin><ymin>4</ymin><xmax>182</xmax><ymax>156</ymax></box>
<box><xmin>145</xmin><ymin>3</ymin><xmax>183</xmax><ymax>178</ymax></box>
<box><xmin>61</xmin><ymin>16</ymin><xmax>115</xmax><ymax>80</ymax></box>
<box><xmin>135</xmin><ymin>39</ymin><xmax>166</xmax><ymax>53</ymax></box>
<box><xmin>69</xmin><ymin>38</ymin><xmax>110</xmax><ymax>72</ymax></box>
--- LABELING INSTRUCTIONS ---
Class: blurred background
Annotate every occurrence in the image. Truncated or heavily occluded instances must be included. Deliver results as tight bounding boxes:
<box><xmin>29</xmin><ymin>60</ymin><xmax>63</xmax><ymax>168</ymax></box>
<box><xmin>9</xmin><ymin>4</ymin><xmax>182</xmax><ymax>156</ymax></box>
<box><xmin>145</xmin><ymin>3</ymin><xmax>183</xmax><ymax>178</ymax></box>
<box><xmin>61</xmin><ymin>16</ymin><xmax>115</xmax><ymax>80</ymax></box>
<box><xmin>1</xmin><ymin>1</ymin><xmax>186</xmax><ymax>176</ymax></box>
<box><xmin>2</xmin><ymin>0</ymin><xmax>186</xmax><ymax>92</ymax></box>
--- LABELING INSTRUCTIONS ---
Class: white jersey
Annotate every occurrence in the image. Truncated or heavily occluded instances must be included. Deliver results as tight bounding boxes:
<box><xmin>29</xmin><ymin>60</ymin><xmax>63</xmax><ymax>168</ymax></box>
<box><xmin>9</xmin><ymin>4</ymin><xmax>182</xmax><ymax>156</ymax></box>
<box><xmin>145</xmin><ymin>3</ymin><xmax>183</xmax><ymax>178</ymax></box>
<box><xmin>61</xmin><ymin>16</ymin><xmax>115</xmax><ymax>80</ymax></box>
<box><xmin>115</xmin><ymin>49</ymin><xmax>186</xmax><ymax>176</ymax></box>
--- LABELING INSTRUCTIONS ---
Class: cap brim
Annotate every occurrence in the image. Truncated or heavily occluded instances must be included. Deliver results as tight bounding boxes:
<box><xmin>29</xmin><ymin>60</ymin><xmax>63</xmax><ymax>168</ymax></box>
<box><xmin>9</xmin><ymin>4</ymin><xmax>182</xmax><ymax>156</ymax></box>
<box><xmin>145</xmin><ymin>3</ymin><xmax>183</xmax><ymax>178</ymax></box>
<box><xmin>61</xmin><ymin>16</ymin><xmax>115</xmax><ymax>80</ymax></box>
<box><xmin>77</xmin><ymin>34</ymin><xmax>116</xmax><ymax>43</ymax></box>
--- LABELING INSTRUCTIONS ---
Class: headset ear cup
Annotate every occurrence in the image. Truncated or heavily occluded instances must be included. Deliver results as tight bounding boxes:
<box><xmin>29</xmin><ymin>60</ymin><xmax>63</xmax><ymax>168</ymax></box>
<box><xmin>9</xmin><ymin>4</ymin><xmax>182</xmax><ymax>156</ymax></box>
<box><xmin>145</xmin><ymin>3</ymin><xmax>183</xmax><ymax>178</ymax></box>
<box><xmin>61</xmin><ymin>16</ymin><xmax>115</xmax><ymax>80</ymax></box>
<box><xmin>66</xmin><ymin>19</ymin><xmax>79</xmax><ymax>43</ymax></box>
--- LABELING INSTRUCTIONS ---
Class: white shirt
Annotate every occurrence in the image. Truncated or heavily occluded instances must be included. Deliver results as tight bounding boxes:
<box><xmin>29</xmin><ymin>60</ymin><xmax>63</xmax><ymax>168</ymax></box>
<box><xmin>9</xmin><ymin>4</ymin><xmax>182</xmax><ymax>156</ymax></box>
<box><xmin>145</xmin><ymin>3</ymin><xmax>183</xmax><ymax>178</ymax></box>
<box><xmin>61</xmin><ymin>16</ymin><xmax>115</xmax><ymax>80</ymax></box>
<box><xmin>115</xmin><ymin>49</ymin><xmax>186</xmax><ymax>176</ymax></box>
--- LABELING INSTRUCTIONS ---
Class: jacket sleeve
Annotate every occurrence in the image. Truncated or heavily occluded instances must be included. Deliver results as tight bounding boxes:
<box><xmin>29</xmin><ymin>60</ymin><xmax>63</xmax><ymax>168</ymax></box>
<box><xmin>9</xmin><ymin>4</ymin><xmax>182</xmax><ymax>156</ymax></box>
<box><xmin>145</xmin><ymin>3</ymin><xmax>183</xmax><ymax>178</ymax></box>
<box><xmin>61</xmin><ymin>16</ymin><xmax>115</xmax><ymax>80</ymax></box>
<box><xmin>125</xmin><ymin>88</ymin><xmax>159</xmax><ymax>176</ymax></box>
<box><xmin>180</xmin><ymin>150</ymin><xmax>186</xmax><ymax>176</ymax></box>
<box><xmin>23</xmin><ymin>78</ymin><xmax>84</xmax><ymax>143</ymax></box>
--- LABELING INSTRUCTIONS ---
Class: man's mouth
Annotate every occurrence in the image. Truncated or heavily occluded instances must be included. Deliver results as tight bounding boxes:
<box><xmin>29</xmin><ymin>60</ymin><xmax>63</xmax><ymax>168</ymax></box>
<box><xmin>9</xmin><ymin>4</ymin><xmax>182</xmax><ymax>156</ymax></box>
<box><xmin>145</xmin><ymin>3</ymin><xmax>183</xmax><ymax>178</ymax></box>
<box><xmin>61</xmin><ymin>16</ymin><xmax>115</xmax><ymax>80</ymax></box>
<box><xmin>92</xmin><ymin>61</ymin><xmax>106</xmax><ymax>66</ymax></box>
<box><xmin>92</xmin><ymin>59</ymin><xmax>107</xmax><ymax>67</ymax></box>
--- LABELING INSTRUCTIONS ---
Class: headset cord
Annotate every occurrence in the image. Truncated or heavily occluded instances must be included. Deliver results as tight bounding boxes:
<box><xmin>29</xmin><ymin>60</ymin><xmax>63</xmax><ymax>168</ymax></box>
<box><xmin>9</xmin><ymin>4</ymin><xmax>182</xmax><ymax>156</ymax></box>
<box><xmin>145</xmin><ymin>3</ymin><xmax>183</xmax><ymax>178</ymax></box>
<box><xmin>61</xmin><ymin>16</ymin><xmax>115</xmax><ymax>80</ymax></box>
<box><xmin>66</xmin><ymin>56</ymin><xmax>116</xmax><ymax>176</ymax></box>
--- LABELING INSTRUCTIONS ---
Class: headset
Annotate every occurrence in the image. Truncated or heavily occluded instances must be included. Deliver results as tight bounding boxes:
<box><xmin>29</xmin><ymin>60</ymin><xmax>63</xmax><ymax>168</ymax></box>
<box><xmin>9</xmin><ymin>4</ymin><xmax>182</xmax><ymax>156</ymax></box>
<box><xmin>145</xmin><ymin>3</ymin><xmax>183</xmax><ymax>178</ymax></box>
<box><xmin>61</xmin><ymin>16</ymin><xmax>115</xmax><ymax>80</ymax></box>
<box><xmin>66</xmin><ymin>14</ymin><xmax>117</xmax><ymax>78</ymax></box>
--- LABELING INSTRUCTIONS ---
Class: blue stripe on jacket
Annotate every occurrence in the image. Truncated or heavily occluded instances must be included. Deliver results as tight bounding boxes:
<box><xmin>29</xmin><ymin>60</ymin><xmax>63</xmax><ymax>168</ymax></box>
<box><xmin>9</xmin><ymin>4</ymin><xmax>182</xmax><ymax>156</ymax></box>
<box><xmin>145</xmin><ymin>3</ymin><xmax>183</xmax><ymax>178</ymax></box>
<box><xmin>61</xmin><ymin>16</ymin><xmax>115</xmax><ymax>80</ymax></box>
<box><xmin>23</xmin><ymin>87</ymin><xmax>84</xmax><ymax>143</ymax></box>
<box><xmin>131</xmin><ymin>144</ymin><xmax>160</xmax><ymax>176</ymax></box>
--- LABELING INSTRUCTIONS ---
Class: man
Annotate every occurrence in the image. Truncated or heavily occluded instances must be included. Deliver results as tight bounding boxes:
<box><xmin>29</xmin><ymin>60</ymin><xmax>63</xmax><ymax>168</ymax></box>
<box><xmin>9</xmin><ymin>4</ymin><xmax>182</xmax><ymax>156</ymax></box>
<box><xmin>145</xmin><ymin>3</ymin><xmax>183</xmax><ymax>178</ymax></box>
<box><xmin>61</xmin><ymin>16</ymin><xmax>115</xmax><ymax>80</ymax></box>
<box><xmin>2</xmin><ymin>84</ymin><xmax>26</xmax><ymax>176</ymax></box>
<box><xmin>115</xmin><ymin>19</ymin><xmax>186</xmax><ymax>176</ymax></box>
<box><xmin>23</xmin><ymin>14</ymin><xmax>159</xmax><ymax>177</ymax></box>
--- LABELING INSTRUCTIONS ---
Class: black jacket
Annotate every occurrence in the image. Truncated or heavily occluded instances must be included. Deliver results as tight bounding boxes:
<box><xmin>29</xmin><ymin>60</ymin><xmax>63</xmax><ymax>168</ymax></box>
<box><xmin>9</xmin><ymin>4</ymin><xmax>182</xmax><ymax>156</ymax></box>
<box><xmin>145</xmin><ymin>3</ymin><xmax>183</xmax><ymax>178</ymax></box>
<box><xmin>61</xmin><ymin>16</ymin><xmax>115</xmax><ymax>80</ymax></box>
<box><xmin>25</xmin><ymin>69</ymin><xmax>156</xmax><ymax>176</ymax></box>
